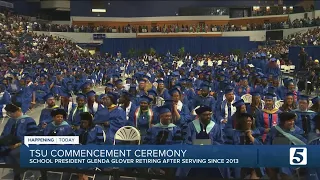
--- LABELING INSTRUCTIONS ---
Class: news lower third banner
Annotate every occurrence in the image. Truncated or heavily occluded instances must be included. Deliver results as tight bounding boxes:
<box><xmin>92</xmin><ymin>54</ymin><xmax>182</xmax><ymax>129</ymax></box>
<box><xmin>19</xmin><ymin>136</ymin><xmax>317</xmax><ymax>168</ymax></box>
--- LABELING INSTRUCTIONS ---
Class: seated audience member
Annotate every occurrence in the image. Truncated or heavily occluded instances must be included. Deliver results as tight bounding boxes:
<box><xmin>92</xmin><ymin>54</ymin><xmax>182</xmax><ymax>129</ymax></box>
<box><xmin>233</xmin><ymin>113</ymin><xmax>264</xmax><ymax>179</ymax></box>
<box><xmin>78</xmin><ymin>112</ymin><xmax>105</xmax><ymax>145</ymax></box>
<box><xmin>144</xmin><ymin>105</ymin><xmax>183</xmax><ymax>145</ymax></box>
<box><xmin>43</xmin><ymin>108</ymin><xmax>74</xmax><ymax>136</ymax></box>
<box><xmin>0</xmin><ymin>102</ymin><xmax>38</xmax><ymax>180</ymax></box>
<box><xmin>265</xmin><ymin>112</ymin><xmax>306</xmax><ymax>180</ymax></box>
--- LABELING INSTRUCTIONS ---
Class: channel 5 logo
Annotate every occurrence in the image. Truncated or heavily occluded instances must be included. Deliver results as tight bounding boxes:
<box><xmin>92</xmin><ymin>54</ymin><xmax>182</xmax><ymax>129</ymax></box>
<box><xmin>290</xmin><ymin>147</ymin><xmax>307</xmax><ymax>165</ymax></box>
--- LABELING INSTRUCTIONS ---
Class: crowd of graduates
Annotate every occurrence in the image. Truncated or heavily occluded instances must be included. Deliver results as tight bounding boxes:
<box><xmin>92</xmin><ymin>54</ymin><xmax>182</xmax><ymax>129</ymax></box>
<box><xmin>0</xmin><ymin>51</ymin><xmax>320</xmax><ymax>180</ymax></box>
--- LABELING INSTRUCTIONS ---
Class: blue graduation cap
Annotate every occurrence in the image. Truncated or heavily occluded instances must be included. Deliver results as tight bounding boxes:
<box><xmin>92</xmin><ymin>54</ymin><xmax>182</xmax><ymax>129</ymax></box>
<box><xmin>169</xmin><ymin>88</ymin><xmax>181</xmax><ymax>96</ymax></box>
<box><xmin>240</xmin><ymin>76</ymin><xmax>248</xmax><ymax>81</ymax></box>
<box><xmin>122</xmin><ymin>91</ymin><xmax>133</xmax><ymax>98</ymax></box>
<box><xmin>285</xmin><ymin>92</ymin><xmax>294</xmax><ymax>97</ymax></box>
<box><xmin>112</xmin><ymin>74</ymin><xmax>120</xmax><ymax>79</ymax></box>
<box><xmin>107</xmin><ymin>92</ymin><xmax>119</xmax><ymax>101</ymax></box>
<box><xmin>125</xmin><ymin>77</ymin><xmax>132</xmax><ymax>82</ymax></box>
<box><xmin>232</xmin><ymin>99</ymin><xmax>245</xmax><ymax>108</ymax></box>
<box><xmin>270</xmin><ymin>58</ymin><xmax>277</xmax><ymax>62</ymax></box>
<box><xmin>267</xmin><ymin>86</ymin><xmax>276</xmax><ymax>94</ymax></box>
<box><xmin>139</xmin><ymin>95</ymin><xmax>153</xmax><ymax>103</ymax></box>
<box><xmin>156</xmin><ymin>105</ymin><xmax>171</xmax><ymax>115</ymax></box>
<box><xmin>261</xmin><ymin>53</ymin><xmax>266</xmax><ymax>57</ymax></box>
<box><xmin>224</xmin><ymin>86</ymin><xmax>234</xmax><ymax>94</ymax></box>
<box><xmin>251</xmin><ymin>91</ymin><xmax>260</xmax><ymax>97</ymax></box>
<box><xmin>200</xmin><ymin>83</ymin><xmax>210</xmax><ymax>91</ymax></box>
<box><xmin>81</xmin><ymin>82</ymin><xmax>91</xmax><ymax>89</ymax></box>
<box><xmin>172</xmin><ymin>71</ymin><xmax>180</xmax><ymax>77</ymax></box>
<box><xmin>286</xmin><ymin>79</ymin><xmax>294</xmax><ymax>85</ymax></box>
<box><xmin>148</xmin><ymin>89</ymin><xmax>157</xmax><ymax>97</ymax></box>
<box><xmin>264</xmin><ymin>93</ymin><xmax>276</xmax><ymax>100</ymax></box>
<box><xmin>143</xmin><ymin>74</ymin><xmax>150</xmax><ymax>80</ymax></box>
<box><xmin>60</xmin><ymin>91</ymin><xmax>72</xmax><ymax>98</ymax></box>
<box><xmin>257</xmin><ymin>54</ymin><xmax>261</xmax><ymax>58</ymax></box>
<box><xmin>138</xmin><ymin>79</ymin><xmax>147</xmax><ymax>83</ymax></box>
<box><xmin>43</xmin><ymin>93</ymin><xmax>54</xmax><ymax>101</ymax></box>
<box><xmin>86</xmin><ymin>90</ymin><xmax>96</xmax><ymax>97</ymax></box>
<box><xmin>312</xmin><ymin>97</ymin><xmax>319</xmax><ymax>104</ymax></box>
<box><xmin>298</xmin><ymin>95</ymin><xmax>309</xmax><ymax>101</ymax></box>
<box><xmin>106</xmin><ymin>83</ymin><xmax>114</xmax><ymax>88</ymax></box>
<box><xmin>115</xmin><ymin>79</ymin><xmax>123</xmax><ymax>85</ymax></box>
<box><xmin>76</xmin><ymin>93</ymin><xmax>87</xmax><ymax>100</ymax></box>
<box><xmin>156</xmin><ymin>79</ymin><xmax>164</xmax><ymax>84</ymax></box>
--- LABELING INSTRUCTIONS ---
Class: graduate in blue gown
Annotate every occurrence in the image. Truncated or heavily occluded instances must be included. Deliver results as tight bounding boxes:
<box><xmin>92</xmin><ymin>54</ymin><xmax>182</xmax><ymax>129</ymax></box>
<box><xmin>232</xmin><ymin>113</ymin><xmax>264</xmax><ymax>179</ymax></box>
<box><xmin>167</xmin><ymin>88</ymin><xmax>191</xmax><ymax>126</ymax></box>
<box><xmin>93</xmin><ymin>92</ymin><xmax>126</xmax><ymax>144</ymax></box>
<box><xmin>34</xmin><ymin>75</ymin><xmax>50</xmax><ymax>104</ymax></box>
<box><xmin>264</xmin><ymin>112</ymin><xmax>306</xmax><ymax>179</ymax></box>
<box><xmin>224</xmin><ymin>99</ymin><xmax>247</xmax><ymax>144</ymax></box>
<box><xmin>0</xmin><ymin>102</ymin><xmax>38</xmax><ymax>180</ymax></box>
<box><xmin>43</xmin><ymin>108</ymin><xmax>74</xmax><ymax>136</ymax></box>
<box><xmin>38</xmin><ymin>93</ymin><xmax>59</xmax><ymax>134</ymax></box>
<box><xmin>0</xmin><ymin>84</ymin><xmax>11</xmax><ymax>117</ymax></box>
<box><xmin>216</xmin><ymin>86</ymin><xmax>240</xmax><ymax>127</ymax></box>
<box><xmin>292</xmin><ymin>95</ymin><xmax>316</xmax><ymax>136</ymax></box>
<box><xmin>235</xmin><ymin>77</ymin><xmax>253</xmax><ymax>97</ymax></box>
<box><xmin>247</xmin><ymin>91</ymin><xmax>263</xmax><ymax>120</ymax></box>
<box><xmin>192</xmin><ymin>83</ymin><xmax>216</xmax><ymax>112</ymax></box>
<box><xmin>265</xmin><ymin>58</ymin><xmax>281</xmax><ymax>77</ymax></box>
<box><xmin>40</xmin><ymin>108</ymin><xmax>74</xmax><ymax>180</ymax></box>
<box><xmin>144</xmin><ymin>105</ymin><xmax>183</xmax><ymax>145</ymax></box>
<box><xmin>14</xmin><ymin>77</ymin><xmax>34</xmax><ymax>113</ymax></box>
<box><xmin>86</xmin><ymin>90</ymin><xmax>99</xmax><ymax>115</ymax></box>
<box><xmin>176</xmin><ymin>106</ymin><xmax>226</xmax><ymax>178</ymax></box>
<box><xmin>310</xmin><ymin>97</ymin><xmax>320</xmax><ymax>113</ymax></box>
<box><xmin>67</xmin><ymin>93</ymin><xmax>89</xmax><ymax>130</ymax></box>
<box><xmin>118</xmin><ymin>91</ymin><xmax>137</xmax><ymax>121</ymax></box>
<box><xmin>128</xmin><ymin>95</ymin><xmax>155</xmax><ymax>141</ymax></box>
<box><xmin>156</xmin><ymin>79</ymin><xmax>171</xmax><ymax>100</ymax></box>
<box><xmin>78</xmin><ymin>112</ymin><xmax>105</xmax><ymax>145</ymax></box>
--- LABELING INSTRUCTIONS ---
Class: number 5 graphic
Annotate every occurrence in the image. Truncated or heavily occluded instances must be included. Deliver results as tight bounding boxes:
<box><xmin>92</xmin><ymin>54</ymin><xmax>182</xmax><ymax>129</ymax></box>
<box><xmin>290</xmin><ymin>147</ymin><xmax>307</xmax><ymax>165</ymax></box>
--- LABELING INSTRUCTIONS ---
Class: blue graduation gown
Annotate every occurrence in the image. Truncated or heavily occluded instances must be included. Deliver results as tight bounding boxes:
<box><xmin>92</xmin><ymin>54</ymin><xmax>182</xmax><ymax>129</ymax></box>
<box><xmin>292</xmin><ymin>110</ymin><xmax>316</xmax><ymax>134</ymax></box>
<box><xmin>232</xmin><ymin>129</ymin><xmax>265</xmax><ymax>178</ymax></box>
<box><xmin>0</xmin><ymin>91</ymin><xmax>10</xmax><ymax>117</ymax></box>
<box><xmin>143</xmin><ymin>123</ymin><xmax>182</xmax><ymax>145</ymax></box>
<box><xmin>0</xmin><ymin>115</ymin><xmax>38</xmax><ymax>153</ymax></box>
<box><xmin>43</xmin><ymin>121</ymin><xmax>74</xmax><ymax>136</ymax></box>
<box><xmin>38</xmin><ymin>106</ymin><xmax>59</xmax><ymax>133</ymax></box>
<box><xmin>15</xmin><ymin>86</ymin><xmax>33</xmax><ymax>113</ymax></box>
<box><xmin>34</xmin><ymin>83</ymin><xmax>50</xmax><ymax>103</ymax></box>
<box><xmin>128</xmin><ymin>107</ymin><xmax>154</xmax><ymax>140</ymax></box>
<box><xmin>93</xmin><ymin>107</ymin><xmax>126</xmax><ymax>144</ymax></box>
<box><xmin>264</xmin><ymin>126</ymin><xmax>306</xmax><ymax>175</ymax></box>
<box><xmin>235</xmin><ymin>86</ymin><xmax>253</xmax><ymax>97</ymax></box>
<box><xmin>157</xmin><ymin>89</ymin><xmax>171</xmax><ymax>100</ymax></box>
<box><xmin>67</xmin><ymin>106</ymin><xmax>89</xmax><ymax>126</ymax></box>
<box><xmin>78</xmin><ymin>125</ymin><xmax>105</xmax><ymax>145</ymax></box>
<box><xmin>176</xmin><ymin>119</ymin><xmax>226</xmax><ymax>178</ymax></box>
<box><xmin>51</xmin><ymin>79</ymin><xmax>64</xmax><ymax>95</ymax></box>
<box><xmin>192</xmin><ymin>95</ymin><xmax>216</xmax><ymax>112</ymax></box>
<box><xmin>215</xmin><ymin>97</ymin><xmax>240</xmax><ymax>125</ymax></box>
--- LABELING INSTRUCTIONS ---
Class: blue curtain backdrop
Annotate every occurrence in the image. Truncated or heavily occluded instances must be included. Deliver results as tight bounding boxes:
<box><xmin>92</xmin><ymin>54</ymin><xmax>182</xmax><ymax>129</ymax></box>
<box><xmin>101</xmin><ymin>37</ymin><xmax>257</xmax><ymax>56</ymax></box>
<box><xmin>288</xmin><ymin>46</ymin><xmax>320</xmax><ymax>70</ymax></box>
